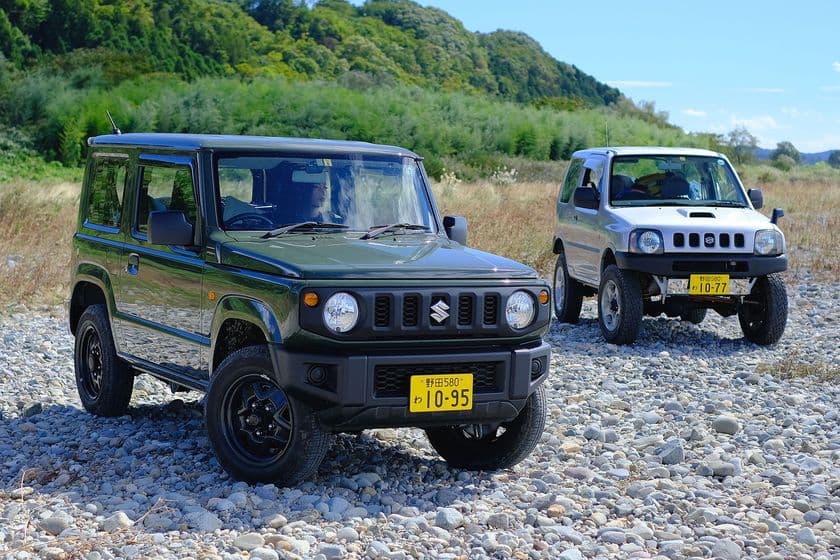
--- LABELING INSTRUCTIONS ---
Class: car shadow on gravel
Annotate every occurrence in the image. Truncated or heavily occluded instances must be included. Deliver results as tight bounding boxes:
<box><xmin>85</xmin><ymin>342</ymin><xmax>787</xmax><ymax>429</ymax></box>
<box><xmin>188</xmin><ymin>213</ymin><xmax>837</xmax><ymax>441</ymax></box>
<box><xmin>1</xmin><ymin>399</ymin><xmax>484</xmax><ymax>526</ymax></box>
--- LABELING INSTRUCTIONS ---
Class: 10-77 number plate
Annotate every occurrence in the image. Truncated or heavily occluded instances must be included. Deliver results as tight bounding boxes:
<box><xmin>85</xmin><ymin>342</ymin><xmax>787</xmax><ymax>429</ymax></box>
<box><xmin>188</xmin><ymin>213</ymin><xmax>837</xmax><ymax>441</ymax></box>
<box><xmin>689</xmin><ymin>274</ymin><xmax>730</xmax><ymax>295</ymax></box>
<box><xmin>409</xmin><ymin>373</ymin><xmax>473</xmax><ymax>413</ymax></box>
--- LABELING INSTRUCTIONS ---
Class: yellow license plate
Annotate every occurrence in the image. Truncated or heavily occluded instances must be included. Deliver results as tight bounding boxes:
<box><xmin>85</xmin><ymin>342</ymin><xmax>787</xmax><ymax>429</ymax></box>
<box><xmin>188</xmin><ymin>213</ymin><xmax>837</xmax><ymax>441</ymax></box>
<box><xmin>409</xmin><ymin>373</ymin><xmax>473</xmax><ymax>413</ymax></box>
<box><xmin>689</xmin><ymin>274</ymin><xmax>730</xmax><ymax>295</ymax></box>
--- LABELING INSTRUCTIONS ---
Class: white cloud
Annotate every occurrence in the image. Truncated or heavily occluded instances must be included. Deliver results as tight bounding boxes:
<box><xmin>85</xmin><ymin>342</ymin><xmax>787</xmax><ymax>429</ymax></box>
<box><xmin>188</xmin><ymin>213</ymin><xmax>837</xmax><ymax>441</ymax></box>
<box><xmin>608</xmin><ymin>80</ymin><xmax>673</xmax><ymax>89</ymax></box>
<box><xmin>833</xmin><ymin>61</ymin><xmax>840</xmax><ymax>72</ymax></box>
<box><xmin>730</xmin><ymin>115</ymin><xmax>780</xmax><ymax>131</ymax></box>
<box><xmin>682</xmin><ymin>109</ymin><xmax>707</xmax><ymax>117</ymax></box>
<box><xmin>742</xmin><ymin>87</ymin><xmax>785</xmax><ymax>94</ymax></box>
<box><xmin>793</xmin><ymin>133</ymin><xmax>840</xmax><ymax>152</ymax></box>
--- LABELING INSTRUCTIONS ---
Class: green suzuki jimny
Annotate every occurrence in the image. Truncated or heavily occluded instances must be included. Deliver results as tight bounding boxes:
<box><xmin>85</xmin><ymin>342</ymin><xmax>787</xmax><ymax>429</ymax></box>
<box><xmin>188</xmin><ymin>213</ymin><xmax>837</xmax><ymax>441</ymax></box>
<box><xmin>68</xmin><ymin>133</ymin><xmax>551</xmax><ymax>484</ymax></box>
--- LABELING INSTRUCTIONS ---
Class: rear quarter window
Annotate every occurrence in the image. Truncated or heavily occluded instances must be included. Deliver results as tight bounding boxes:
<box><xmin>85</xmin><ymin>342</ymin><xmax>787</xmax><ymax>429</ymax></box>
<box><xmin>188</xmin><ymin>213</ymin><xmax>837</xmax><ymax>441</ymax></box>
<box><xmin>86</xmin><ymin>158</ymin><xmax>127</xmax><ymax>228</ymax></box>
<box><xmin>560</xmin><ymin>159</ymin><xmax>584</xmax><ymax>203</ymax></box>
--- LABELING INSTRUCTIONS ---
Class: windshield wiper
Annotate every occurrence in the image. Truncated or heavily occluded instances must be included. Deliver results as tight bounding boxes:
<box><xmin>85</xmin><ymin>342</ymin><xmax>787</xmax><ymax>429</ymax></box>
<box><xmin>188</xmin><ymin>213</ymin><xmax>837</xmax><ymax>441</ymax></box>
<box><xmin>261</xmin><ymin>222</ymin><xmax>348</xmax><ymax>239</ymax></box>
<box><xmin>360</xmin><ymin>223</ymin><xmax>429</xmax><ymax>240</ymax></box>
<box><xmin>706</xmin><ymin>200</ymin><xmax>748</xmax><ymax>208</ymax></box>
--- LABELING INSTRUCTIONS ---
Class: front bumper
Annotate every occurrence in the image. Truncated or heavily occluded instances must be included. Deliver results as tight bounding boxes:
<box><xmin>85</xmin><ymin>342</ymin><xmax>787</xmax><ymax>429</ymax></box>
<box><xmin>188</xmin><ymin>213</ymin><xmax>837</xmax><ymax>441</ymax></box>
<box><xmin>615</xmin><ymin>252</ymin><xmax>787</xmax><ymax>278</ymax></box>
<box><xmin>269</xmin><ymin>341</ymin><xmax>551</xmax><ymax>431</ymax></box>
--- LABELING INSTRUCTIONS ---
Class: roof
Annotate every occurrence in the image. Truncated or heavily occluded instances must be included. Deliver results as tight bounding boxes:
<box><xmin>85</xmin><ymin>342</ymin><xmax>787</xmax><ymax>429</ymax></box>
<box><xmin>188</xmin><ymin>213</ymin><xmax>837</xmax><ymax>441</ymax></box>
<box><xmin>573</xmin><ymin>146</ymin><xmax>725</xmax><ymax>158</ymax></box>
<box><xmin>88</xmin><ymin>133</ymin><xmax>421</xmax><ymax>158</ymax></box>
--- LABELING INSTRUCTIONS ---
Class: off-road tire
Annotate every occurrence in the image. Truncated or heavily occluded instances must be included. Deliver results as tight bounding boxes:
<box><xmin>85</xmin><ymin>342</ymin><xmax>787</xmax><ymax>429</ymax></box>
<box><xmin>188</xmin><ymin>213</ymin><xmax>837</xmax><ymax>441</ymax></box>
<box><xmin>597</xmin><ymin>265</ymin><xmax>643</xmax><ymax>344</ymax></box>
<box><xmin>205</xmin><ymin>346</ymin><xmax>331</xmax><ymax>485</ymax></box>
<box><xmin>738</xmin><ymin>274</ymin><xmax>787</xmax><ymax>345</ymax></box>
<box><xmin>553</xmin><ymin>252</ymin><xmax>584</xmax><ymax>323</ymax></box>
<box><xmin>680</xmin><ymin>308</ymin><xmax>707</xmax><ymax>324</ymax></box>
<box><xmin>425</xmin><ymin>385</ymin><xmax>546</xmax><ymax>470</ymax></box>
<box><xmin>74</xmin><ymin>304</ymin><xmax>134</xmax><ymax>416</ymax></box>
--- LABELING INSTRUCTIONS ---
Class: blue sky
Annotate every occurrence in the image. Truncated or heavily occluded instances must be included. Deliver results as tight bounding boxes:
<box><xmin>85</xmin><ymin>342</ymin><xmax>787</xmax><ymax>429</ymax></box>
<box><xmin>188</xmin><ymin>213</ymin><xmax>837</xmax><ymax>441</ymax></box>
<box><xmin>400</xmin><ymin>1</ymin><xmax>840</xmax><ymax>152</ymax></box>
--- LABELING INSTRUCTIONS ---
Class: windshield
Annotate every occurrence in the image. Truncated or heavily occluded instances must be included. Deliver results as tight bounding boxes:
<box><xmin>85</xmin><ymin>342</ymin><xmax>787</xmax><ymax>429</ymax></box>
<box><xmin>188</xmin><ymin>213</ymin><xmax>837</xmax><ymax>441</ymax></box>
<box><xmin>609</xmin><ymin>155</ymin><xmax>748</xmax><ymax>207</ymax></box>
<box><xmin>215</xmin><ymin>154</ymin><xmax>437</xmax><ymax>233</ymax></box>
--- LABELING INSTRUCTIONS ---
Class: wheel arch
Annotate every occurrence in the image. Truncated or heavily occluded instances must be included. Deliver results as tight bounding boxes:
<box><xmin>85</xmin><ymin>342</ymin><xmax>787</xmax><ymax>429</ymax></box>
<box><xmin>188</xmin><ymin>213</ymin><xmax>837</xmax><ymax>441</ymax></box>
<box><xmin>209</xmin><ymin>296</ymin><xmax>282</xmax><ymax>376</ymax></box>
<box><xmin>552</xmin><ymin>237</ymin><xmax>565</xmax><ymax>255</ymax></box>
<box><xmin>69</xmin><ymin>265</ymin><xmax>116</xmax><ymax>335</ymax></box>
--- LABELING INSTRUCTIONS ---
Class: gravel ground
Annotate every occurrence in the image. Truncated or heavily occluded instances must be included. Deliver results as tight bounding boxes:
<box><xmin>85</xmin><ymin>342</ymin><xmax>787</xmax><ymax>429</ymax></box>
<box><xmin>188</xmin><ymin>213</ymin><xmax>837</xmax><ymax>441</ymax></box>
<box><xmin>0</xmin><ymin>278</ymin><xmax>838</xmax><ymax>560</ymax></box>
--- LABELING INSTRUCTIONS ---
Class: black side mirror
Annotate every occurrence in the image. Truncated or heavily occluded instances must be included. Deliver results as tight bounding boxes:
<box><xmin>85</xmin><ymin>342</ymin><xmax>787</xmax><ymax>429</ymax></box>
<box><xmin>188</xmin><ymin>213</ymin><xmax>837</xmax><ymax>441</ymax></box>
<box><xmin>148</xmin><ymin>211</ymin><xmax>194</xmax><ymax>246</ymax></box>
<box><xmin>443</xmin><ymin>215</ymin><xmax>468</xmax><ymax>245</ymax></box>
<box><xmin>748</xmin><ymin>188</ymin><xmax>764</xmax><ymax>210</ymax></box>
<box><xmin>573</xmin><ymin>186</ymin><xmax>599</xmax><ymax>210</ymax></box>
<box><xmin>771</xmin><ymin>208</ymin><xmax>784</xmax><ymax>224</ymax></box>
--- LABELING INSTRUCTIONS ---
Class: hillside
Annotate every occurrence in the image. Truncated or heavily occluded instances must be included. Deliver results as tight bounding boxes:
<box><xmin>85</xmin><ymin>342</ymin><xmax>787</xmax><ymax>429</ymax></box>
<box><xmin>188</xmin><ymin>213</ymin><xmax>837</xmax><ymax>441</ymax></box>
<box><xmin>0</xmin><ymin>0</ymin><xmax>620</xmax><ymax>107</ymax></box>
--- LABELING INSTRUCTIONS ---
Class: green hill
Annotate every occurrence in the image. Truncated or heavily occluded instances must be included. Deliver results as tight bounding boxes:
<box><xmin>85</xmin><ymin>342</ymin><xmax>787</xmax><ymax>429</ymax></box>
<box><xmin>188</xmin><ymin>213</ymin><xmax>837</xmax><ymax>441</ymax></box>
<box><xmin>0</xmin><ymin>0</ymin><xmax>619</xmax><ymax>106</ymax></box>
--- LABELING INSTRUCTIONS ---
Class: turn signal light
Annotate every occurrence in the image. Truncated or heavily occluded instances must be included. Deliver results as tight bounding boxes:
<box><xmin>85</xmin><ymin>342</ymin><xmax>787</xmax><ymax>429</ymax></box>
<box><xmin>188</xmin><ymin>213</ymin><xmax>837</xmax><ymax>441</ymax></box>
<box><xmin>538</xmin><ymin>290</ymin><xmax>550</xmax><ymax>305</ymax></box>
<box><xmin>303</xmin><ymin>292</ymin><xmax>319</xmax><ymax>307</ymax></box>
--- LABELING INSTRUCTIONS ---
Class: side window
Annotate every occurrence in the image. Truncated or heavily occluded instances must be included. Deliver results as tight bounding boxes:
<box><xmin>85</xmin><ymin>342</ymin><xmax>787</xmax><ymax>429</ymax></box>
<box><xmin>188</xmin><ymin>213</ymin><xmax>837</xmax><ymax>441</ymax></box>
<box><xmin>581</xmin><ymin>158</ymin><xmax>605</xmax><ymax>192</ymax></box>
<box><xmin>136</xmin><ymin>165</ymin><xmax>197</xmax><ymax>235</ymax></box>
<box><xmin>86</xmin><ymin>158</ymin><xmax>127</xmax><ymax>228</ymax></box>
<box><xmin>559</xmin><ymin>159</ymin><xmax>584</xmax><ymax>203</ymax></box>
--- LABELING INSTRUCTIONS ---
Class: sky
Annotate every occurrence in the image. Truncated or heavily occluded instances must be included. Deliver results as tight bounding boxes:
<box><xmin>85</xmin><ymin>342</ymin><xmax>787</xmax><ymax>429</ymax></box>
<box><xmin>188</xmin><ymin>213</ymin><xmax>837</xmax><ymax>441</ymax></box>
<box><xmin>401</xmin><ymin>0</ymin><xmax>840</xmax><ymax>153</ymax></box>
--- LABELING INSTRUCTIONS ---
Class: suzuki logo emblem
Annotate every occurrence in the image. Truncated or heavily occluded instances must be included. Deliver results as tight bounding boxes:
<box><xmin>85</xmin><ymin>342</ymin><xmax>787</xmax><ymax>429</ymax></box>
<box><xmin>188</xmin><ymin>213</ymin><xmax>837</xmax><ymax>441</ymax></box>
<box><xmin>430</xmin><ymin>300</ymin><xmax>450</xmax><ymax>323</ymax></box>
<box><xmin>704</xmin><ymin>234</ymin><xmax>715</xmax><ymax>247</ymax></box>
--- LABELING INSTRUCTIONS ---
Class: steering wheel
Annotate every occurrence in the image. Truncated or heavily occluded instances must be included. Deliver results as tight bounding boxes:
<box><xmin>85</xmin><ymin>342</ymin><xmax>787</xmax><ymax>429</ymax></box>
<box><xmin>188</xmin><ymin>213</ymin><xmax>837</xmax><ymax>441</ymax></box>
<box><xmin>225</xmin><ymin>213</ymin><xmax>275</xmax><ymax>229</ymax></box>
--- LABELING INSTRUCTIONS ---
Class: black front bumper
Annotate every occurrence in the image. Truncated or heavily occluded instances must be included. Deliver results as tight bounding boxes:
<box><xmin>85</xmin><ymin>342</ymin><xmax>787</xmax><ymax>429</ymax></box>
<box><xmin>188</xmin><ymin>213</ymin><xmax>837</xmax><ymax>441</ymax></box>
<box><xmin>615</xmin><ymin>251</ymin><xmax>787</xmax><ymax>277</ymax></box>
<box><xmin>268</xmin><ymin>341</ymin><xmax>551</xmax><ymax>431</ymax></box>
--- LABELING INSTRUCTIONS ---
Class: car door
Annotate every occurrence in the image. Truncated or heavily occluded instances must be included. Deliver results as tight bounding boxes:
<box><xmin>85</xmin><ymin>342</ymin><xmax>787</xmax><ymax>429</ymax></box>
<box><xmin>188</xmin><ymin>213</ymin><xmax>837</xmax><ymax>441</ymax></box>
<box><xmin>565</xmin><ymin>156</ymin><xmax>606</xmax><ymax>285</ymax></box>
<box><xmin>112</xmin><ymin>154</ymin><xmax>208</xmax><ymax>380</ymax></box>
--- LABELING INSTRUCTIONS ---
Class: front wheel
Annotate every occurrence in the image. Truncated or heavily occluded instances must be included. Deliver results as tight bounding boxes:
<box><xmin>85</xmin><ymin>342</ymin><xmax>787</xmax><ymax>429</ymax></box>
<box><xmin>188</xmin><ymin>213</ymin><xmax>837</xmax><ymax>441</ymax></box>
<box><xmin>553</xmin><ymin>252</ymin><xmax>584</xmax><ymax>323</ymax></box>
<box><xmin>680</xmin><ymin>308</ymin><xmax>707</xmax><ymax>324</ymax></box>
<box><xmin>597</xmin><ymin>265</ymin><xmax>643</xmax><ymax>344</ymax></box>
<box><xmin>205</xmin><ymin>346</ymin><xmax>331</xmax><ymax>485</ymax></box>
<box><xmin>738</xmin><ymin>274</ymin><xmax>787</xmax><ymax>345</ymax></box>
<box><xmin>425</xmin><ymin>385</ymin><xmax>546</xmax><ymax>470</ymax></box>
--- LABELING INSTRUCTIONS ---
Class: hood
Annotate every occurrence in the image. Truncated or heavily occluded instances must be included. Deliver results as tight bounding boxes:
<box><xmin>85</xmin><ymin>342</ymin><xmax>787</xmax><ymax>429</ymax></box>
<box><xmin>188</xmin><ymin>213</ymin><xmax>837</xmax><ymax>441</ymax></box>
<box><xmin>217</xmin><ymin>233</ymin><xmax>538</xmax><ymax>280</ymax></box>
<box><xmin>613</xmin><ymin>206</ymin><xmax>778</xmax><ymax>231</ymax></box>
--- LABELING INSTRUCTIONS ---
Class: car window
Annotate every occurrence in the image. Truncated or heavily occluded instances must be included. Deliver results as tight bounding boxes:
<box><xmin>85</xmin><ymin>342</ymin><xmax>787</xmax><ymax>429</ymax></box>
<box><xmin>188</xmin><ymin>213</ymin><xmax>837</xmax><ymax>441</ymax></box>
<box><xmin>559</xmin><ymin>158</ymin><xmax>583</xmax><ymax>203</ymax></box>
<box><xmin>581</xmin><ymin>158</ymin><xmax>605</xmax><ymax>192</ymax></box>
<box><xmin>86</xmin><ymin>158</ymin><xmax>127</xmax><ymax>228</ymax></box>
<box><xmin>136</xmin><ymin>165</ymin><xmax>197</xmax><ymax>235</ymax></box>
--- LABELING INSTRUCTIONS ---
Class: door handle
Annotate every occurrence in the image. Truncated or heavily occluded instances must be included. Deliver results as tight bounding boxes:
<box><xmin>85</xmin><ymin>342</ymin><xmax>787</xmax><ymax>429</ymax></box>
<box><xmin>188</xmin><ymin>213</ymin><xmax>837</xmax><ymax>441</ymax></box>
<box><xmin>126</xmin><ymin>253</ymin><xmax>140</xmax><ymax>275</ymax></box>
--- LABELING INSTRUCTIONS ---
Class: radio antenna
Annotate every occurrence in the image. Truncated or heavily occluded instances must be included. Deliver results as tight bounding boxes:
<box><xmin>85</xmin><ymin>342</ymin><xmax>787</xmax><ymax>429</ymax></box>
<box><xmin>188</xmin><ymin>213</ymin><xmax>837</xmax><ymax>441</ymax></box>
<box><xmin>106</xmin><ymin>111</ymin><xmax>121</xmax><ymax>135</ymax></box>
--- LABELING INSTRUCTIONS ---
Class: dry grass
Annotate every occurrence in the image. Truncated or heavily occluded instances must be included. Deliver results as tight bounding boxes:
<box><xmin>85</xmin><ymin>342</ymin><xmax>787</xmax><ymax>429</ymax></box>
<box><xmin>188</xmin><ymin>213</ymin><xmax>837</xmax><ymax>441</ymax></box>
<box><xmin>757</xmin><ymin>351</ymin><xmax>839</xmax><ymax>381</ymax></box>
<box><xmin>0</xmin><ymin>170</ymin><xmax>836</xmax><ymax>308</ymax></box>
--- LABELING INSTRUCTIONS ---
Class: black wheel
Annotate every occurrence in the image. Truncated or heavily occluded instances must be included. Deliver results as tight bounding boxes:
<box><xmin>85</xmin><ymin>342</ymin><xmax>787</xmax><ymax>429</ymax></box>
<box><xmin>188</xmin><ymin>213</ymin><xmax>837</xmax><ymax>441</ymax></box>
<box><xmin>205</xmin><ymin>346</ymin><xmax>331</xmax><ymax>485</ymax></box>
<box><xmin>74</xmin><ymin>304</ymin><xmax>133</xmax><ymax>416</ymax></box>
<box><xmin>553</xmin><ymin>252</ymin><xmax>584</xmax><ymax>323</ymax></box>
<box><xmin>680</xmin><ymin>308</ymin><xmax>707</xmax><ymax>324</ymax></box>
<box><xmin>738</xmin><ymin>274</ymin><xmax>787</xmax><ymax>345</ymax></box>
<box><xmin>597</xmin><ymin>265</ymin><xmax>643</xmax><ymax>344</ymax></box>
<box><xmin>425</xmin><ymin>385</ymin><xmax>546</xmax><ymax>470</ymax></box>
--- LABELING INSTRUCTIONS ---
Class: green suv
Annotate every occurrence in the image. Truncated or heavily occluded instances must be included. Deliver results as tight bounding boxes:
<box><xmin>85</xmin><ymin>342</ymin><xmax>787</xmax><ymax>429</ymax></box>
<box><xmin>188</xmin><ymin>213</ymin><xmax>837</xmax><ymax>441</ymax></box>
<box><xmin>68</xmin><ymin>133</ymin><xmax>552</xmax><ymax>484</ymax></box>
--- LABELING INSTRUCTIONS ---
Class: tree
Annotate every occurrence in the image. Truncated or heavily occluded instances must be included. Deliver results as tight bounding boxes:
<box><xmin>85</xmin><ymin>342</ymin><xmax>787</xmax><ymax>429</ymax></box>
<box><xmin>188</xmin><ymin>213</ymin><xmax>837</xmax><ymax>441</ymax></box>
<box><xmin>725</xmin><ymin>126</ymin><xmax>758</xmax><ymax>165</ymax></box>
<box><xmin>828</xmin><ymin>150</ymin><xmax>840</xmax><ymax>169</ymax></box>
<box><xmin>771</xmin><ymin>141</ymin><xmax>800</xmax><ymax>164</ymax></box>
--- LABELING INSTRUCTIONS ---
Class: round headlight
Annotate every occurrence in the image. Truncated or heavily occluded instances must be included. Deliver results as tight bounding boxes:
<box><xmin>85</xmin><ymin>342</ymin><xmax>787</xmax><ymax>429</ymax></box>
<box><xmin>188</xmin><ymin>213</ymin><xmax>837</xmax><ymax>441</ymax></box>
<box><xmin>505</xmin><ymin>291</ymin><xmax>535</xmax><ymax>330</ymax></box>
<box><xmin>323</xmin><ymin>292</ymin><xmax>359</xmax><ymax>333</ymax></box>
<box><xmin>754</xmin><ymin>229</ymin><xmax>781</xmax><ymax>256</ymax></box>
<box><xmin>638</xmin><ymin>230</ymin><xmax>663</xmax><ymax>254</ymax></box>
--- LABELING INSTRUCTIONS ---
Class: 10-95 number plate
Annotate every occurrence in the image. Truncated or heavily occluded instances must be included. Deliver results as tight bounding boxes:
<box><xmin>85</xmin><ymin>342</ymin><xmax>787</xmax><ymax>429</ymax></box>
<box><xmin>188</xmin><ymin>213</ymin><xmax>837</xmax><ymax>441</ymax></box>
<box><xmin>409</xmin><ymin>373</ymin><xmax>473</xmax><ymax>413</ymax></box>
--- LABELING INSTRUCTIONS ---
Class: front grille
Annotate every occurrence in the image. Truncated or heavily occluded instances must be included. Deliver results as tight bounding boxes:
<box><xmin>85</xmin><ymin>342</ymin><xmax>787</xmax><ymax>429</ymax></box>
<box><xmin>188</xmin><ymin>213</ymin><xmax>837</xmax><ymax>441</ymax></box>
<box><xmin>374</xmin><ymin>296</ymin><xmax>390</xmax><ymax>327</ymax></box>
<box><xmin>672</xmin><ymin>232</ymin><xmax>747</xmax><ymax>250</ymax></box>
<box><xmin>458</xmin><ymin>295</ymin><xmax>473</xmax><ymax>326</ymax></box>
<box><xmin>403</xmin><ymin>294</ymin><xmax>419</xmax><ymax>327</ymax></box>
<box><xmin>374</xmin><ymin>362</ymin><xmax>503</xmax><ymax>398</ymax></box>
<box><xmin>483</xmin><ymin>295</ymin><xmax>499</xmax><ymax>325</ymax></box>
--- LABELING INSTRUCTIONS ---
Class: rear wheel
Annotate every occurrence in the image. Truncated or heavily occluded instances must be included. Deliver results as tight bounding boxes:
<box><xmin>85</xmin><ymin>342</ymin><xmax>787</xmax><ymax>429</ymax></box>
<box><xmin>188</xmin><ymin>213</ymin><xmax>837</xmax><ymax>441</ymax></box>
<box><xmin>205</xmin><ymin>346</ymin><xmax>331</xmax><ymax>485</ymax></box>
<box><xmin>425</xmin><ymin>385</ymin><xmax>546</xmax><ymax>470</ymax></box>
<box><xmin>74</xmin><ymin>304</ymin><xmax>133</xmax><ymax>416</ymax></box>
<box><xmin>680</xmin><ymin>308</ymin><xmax>707</xmax><ymax>324</ymax></box>
<box><xmin>553</xmin><ymin>252</ymin><xmax>584</xmax><ymax>323</ymax></box>
<box><xmin>597</xmin><ymin>265</ymin><xmax>643</xmax><ymax>344</ymax></box>
<box><xmin>738</xmin><ymin>274</ymin><xmax>787</xmax><ymax>345</ymax></box>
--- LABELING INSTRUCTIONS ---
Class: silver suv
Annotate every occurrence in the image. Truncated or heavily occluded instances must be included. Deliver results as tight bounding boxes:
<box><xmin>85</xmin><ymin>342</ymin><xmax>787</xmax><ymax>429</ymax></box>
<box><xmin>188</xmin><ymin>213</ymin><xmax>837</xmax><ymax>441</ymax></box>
<box><xmin>552</xmin><ymin>147</ymin><xmax>788</xmax><ymax>345</ymax></box>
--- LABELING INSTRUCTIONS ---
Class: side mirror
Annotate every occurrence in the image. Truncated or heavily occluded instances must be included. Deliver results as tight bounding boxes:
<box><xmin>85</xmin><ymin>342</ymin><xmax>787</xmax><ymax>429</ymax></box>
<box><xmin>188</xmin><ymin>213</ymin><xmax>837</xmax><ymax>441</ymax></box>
<box><xmin>148</xmin><ymin>211</ymin><xmax>194</xmax><ymax>246</ymax></box>
<box><xmin>443</xmin><ymin>215</ymin><xmax>468</xmax><ymax>246</ymax></box>
<box><xmin>573</xmin><ymin>186</ymin><xmax>599</xmax><ymax>210</ymax></box>
<box><xmin>748</xmin><ymin>188</ymin><xmax>764</xmax><ymax>210</ymax></box>
<box><xmin>771</xmin><ymin>208</ymin><xmax>784</xmax><ymax>224</ymax></box>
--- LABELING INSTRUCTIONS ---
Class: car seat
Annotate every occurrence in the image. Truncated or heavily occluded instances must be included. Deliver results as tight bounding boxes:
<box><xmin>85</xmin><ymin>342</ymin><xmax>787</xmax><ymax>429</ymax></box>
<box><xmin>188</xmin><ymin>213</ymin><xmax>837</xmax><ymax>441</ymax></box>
<box><xmin>661</xmin><ymin>174</ymin><xmax>690</xmax><ymax>199</ymax></box>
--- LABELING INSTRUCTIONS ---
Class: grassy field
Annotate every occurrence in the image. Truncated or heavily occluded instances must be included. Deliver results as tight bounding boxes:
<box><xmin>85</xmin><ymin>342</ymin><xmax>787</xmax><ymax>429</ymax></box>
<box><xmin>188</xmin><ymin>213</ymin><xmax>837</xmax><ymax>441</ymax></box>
<box><xmin>0</xmin><ymin>167</ymin><xmax>837</xmax><ymax>308</ymax></box>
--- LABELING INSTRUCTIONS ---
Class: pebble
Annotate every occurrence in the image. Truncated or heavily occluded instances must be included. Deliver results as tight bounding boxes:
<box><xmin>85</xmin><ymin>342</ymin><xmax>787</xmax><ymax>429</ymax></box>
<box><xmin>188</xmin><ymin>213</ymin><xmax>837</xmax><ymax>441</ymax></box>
<box><xmin>0</xmin><ymin>280</ymin><xmax>835</xmax><ymax>559</ymax></box>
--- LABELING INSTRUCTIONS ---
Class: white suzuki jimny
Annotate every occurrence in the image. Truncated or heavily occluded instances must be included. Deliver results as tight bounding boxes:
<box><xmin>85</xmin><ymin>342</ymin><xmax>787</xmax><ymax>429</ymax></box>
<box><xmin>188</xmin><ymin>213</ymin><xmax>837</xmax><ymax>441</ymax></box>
<box><xmin>552</xmin><ymin>147</ymin><xmax>788</xmax><ymax>345</ymax></box>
